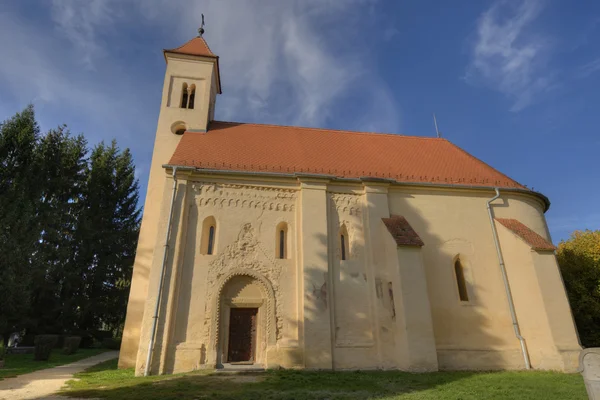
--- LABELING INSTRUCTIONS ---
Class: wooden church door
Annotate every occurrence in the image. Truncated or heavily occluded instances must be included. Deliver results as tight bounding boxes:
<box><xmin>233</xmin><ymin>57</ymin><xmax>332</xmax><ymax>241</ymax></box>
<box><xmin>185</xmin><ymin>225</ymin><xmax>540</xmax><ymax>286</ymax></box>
<box><xmin>227</xmin><ymin>308</ymin><xmax>258</xmax><ymax>362</ymax></box>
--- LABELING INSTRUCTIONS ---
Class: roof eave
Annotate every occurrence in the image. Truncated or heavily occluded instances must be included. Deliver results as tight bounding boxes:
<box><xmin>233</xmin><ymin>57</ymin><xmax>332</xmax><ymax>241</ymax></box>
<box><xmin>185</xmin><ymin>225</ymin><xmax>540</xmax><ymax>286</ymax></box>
<box><xmin>162</xmin><ymin>164</ymin><xmax>551</xmax><ymax>212</ymax></box>
<box><xmin>162</xmin><ymin>49</ymin><xmax>218</xmax><ymax>62</ymax></box>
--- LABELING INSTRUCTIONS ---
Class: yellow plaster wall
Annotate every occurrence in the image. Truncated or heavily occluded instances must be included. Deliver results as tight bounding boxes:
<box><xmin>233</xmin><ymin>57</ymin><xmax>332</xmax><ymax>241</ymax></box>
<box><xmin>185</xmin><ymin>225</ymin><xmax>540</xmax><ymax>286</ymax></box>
<box><xmin>329</xmin><ymin>191</ymin><xmax>378</xmax><ymax>369</ymax></box>
<box><xmin>496</xmin><ymin>224</ymin><xmax>559</xmax><ymax>369</ymax></box>
<box><xmin>387</xmin><ymin>187</ymin><xmax>579</xmax><ymax>370</ymax></box>
<box><xmin>119</xmin><ymin>52</ymin><xmax>218</xmax><ymax>368</ymax></box>
<box><xmin>531</xmin><ymin>252</ymin><xmax>581</xmax><ymax>370</ymax></box>
<box><xmin>124</xmin><ymin>170</ymin><xmax>580</xmax><ymax>374</ymax></box>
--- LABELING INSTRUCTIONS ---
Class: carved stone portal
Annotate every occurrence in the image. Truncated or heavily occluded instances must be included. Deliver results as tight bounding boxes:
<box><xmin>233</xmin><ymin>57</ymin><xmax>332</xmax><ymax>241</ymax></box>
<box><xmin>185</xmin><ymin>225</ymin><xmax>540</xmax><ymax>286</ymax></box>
<box><xmin>203</xmin><ymin>223</ymin><xmax>280</xmax><ymax>367</ymax></box>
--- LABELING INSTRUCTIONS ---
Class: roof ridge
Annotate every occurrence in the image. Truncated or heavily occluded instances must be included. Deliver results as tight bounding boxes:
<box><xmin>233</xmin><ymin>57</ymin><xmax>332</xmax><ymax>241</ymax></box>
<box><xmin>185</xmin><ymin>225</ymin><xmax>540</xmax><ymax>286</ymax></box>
<box><xmin>165</xmin><ymin>36</ymin><xmax>216</xmax><ymax>57</ymax></box>
<box><xmin>211</xmin><ymin>120</ymin><xmax>446</xmax><ymax>141</ymax></box>
<box><xmin>444</xmin><ymin>140</ymin><xmax>527</xmax><ymax>189</ymax></box>
<box><xmin>202</xmin><ymin>37</ymin><xmax>215</xmax><ymax>55</ymax></box>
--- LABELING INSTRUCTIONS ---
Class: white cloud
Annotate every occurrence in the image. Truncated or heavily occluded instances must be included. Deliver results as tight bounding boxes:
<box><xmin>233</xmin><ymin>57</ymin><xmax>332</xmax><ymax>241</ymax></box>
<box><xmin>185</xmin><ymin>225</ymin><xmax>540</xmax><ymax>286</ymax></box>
<box><xmin>0</xmin><ymin>6</ymin><xmax>156</xmax><ymax>184</ymax></box>
<box><xmin>50</xmin><ymin>0</ymin><xmax>116</xmax><ymax>68</ymax></box>
<box><xmin>576</xmin><ymin>58</ymin><xmax>600</xmax><ymax>79</ymax></box>
<box><xmin>46</xmin><ymin>0</ymin><xmax>399</xmax><ymax>130</ymax></box>
<box><xmin>0</xmin><ymin>0</ymin><xmax>399</xmax><ymax>205</ymax></box>
<box><xmin>466</xmin><ymin>0</ymin><xmax>552</xmax><ymax>111</ymax></box>
<box><xmin>0</xmin><ymin>10</ymin><xmax>132</xmax><ymax>124</ymax></box>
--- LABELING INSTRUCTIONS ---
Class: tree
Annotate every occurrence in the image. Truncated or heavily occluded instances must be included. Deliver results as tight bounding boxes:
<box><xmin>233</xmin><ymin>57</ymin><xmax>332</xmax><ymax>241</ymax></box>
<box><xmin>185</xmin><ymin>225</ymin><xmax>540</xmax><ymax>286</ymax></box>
<box><xmin>0</xmin><ymin>106</ymin><xmax>41</xmax><ymax>337</ymax></box>
<box><xmin>557</xmin><ymin>230</ymin><xmax>600</xmax><ymax>347</ymax></box>
<box><xmin>31</xmin><ymin>126</ymin><xmax>88</xmax><ymax>334</ymax></box>
<box><xmin>75</xmin><ymin>141</ymin><xmax>141</xmax><ymax>333</ymax></box>
<box><xmin>0</xmin><ymin>105</ymin><xmax>141</xmax><ymax>338</ymax></box>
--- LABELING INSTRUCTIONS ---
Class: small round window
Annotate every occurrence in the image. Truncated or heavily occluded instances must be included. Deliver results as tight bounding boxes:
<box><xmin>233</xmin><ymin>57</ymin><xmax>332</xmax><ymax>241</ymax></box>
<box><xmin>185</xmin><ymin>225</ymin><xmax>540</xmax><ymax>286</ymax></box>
<box><xmin>170</xmin><ymin>121</ymin><xmax>187</xmax><ymax>135</ymax></box>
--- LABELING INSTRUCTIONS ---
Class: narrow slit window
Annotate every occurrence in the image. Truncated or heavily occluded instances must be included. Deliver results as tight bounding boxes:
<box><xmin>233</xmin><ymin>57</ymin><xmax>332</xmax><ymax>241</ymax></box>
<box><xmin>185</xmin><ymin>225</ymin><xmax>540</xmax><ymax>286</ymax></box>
<box><xmin>454</xmin><ymin>258</ymin><xmax>469</xmax><ymax>301</ymax></box>
<box><xmin>276</xmin><ymin>222</ymin><xmax>288</xmax><ymax>259</ymax></box>
<box><xmin>339</xmin><ymin>225</ymin><xmax>349</xmax><ymax>261</ymax></box>
<box><xmin>201</xmin><ymin>216</ymin><xmax>216</xmax><ymax>255</ymax></box>
<box><xmin>188</xmin><ymin>85</ymin><xmax>196</xmax><ymax>109</ymax></box>
<box><xmin>207</xmin><ymin>226</ymin><xmax>215</xmax><ymax>255</ymax></box>
<box><xmin>279</xmin><ymin>230</ymin><xmax>285</xmax><ymax>259</ymax></box>
<box><xmin>181</xmin><ymin>83</ymin><xmax>188</xmax><ymax>108</ymax></box>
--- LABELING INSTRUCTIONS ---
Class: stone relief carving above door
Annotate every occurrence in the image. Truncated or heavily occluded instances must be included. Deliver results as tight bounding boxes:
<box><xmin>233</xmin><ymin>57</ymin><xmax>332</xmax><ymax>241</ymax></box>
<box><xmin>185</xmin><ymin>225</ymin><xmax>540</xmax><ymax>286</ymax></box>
<box><xmin>202</xmin><ymin>223</ymin><xmax>284</xmax><ymax>345</ymax></box>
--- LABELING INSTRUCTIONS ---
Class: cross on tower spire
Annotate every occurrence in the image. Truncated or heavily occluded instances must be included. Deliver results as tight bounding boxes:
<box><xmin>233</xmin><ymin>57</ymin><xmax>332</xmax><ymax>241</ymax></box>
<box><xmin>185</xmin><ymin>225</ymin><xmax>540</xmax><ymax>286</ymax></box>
<box><xmin>198</xmin><ymin>14</ymin><xmax>205</xmax><ymax>37</ymax></box>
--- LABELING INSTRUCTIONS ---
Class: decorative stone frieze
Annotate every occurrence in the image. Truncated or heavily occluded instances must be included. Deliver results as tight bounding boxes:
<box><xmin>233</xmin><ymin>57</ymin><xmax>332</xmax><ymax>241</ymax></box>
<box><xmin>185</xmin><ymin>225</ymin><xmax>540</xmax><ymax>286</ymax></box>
<box><xmin>192</xmin><ymin>182</ymin><xmax>297</xmax><ymax>212</ymax></box>
<box><xmin>329</xmin><ymin>193</ymin><xmax>362</xmax><ymax>217</ymax></box>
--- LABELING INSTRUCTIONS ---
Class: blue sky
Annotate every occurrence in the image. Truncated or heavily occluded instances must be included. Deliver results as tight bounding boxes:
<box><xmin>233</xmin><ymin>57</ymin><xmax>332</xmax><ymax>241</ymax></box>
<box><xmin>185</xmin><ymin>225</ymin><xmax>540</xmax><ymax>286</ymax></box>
<box><xmin>1</xmin><ymin>0</ymin><xmax>599</xmax><ymax>242</ymax></box>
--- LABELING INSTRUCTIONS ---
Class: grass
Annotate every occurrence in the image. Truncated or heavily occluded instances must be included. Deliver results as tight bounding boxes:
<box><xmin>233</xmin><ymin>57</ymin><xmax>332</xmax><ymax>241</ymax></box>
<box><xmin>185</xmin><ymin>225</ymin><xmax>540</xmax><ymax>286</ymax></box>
<box><xmin>0</xmin><ymin>347</ymin><xmax>108</xmax><ymax>380</ymax></box>
<box><xmin>62</xmin><ymin>359</ymin><xmax>588</xmax><ymax>400</ymax></box>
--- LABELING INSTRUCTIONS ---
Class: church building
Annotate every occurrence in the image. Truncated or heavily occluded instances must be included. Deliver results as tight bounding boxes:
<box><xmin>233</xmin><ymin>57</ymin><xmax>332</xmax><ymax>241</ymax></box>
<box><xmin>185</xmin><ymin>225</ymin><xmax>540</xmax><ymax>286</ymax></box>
<box><xmin>119</xmin><ymin>31</ymin><xmax>581</xmax><ymax>376</ymax></box>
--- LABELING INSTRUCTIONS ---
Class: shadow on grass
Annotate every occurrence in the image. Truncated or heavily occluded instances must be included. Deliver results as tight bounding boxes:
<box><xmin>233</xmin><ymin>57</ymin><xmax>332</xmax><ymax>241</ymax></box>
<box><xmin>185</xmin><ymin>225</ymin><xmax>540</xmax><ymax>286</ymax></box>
<box><xmin>62</xmin><ymin>359</ymin><xmax>587</xmax><ymax>400</ymax></box>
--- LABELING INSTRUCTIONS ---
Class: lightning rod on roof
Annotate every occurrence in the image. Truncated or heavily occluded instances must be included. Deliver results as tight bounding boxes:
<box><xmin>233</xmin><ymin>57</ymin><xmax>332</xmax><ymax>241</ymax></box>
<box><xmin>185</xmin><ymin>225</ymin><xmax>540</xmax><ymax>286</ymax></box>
<box><xmin>433</xmin><ymin>113</ymin><xmax>442</xmax><ymax>138</ymax></box>
<box><xmin>198</xmin><ymin>14</ymin><xmax>205</xmax><ymax>37</ymax></box>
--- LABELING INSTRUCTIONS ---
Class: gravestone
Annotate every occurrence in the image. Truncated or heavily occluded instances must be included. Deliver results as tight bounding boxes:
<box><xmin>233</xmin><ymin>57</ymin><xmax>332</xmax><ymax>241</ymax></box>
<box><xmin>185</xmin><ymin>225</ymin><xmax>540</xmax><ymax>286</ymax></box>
<box><xmin>7</xmin><ymin>332</ymin><xmax>20</xmax><ymax>348</ymax></box>
<box><xmin>580</xmin><ymin>348</ymin><xmax>600</xmax><ymax>399</ymax></box>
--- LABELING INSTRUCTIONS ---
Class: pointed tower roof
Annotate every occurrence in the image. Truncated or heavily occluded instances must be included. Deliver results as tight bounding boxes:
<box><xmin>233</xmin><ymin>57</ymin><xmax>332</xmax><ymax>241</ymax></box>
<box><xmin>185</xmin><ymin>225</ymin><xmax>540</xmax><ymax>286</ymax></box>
<box><xmin>163</xmin><ymin>32</ymin><xmax>222</xmax><ymax>94</ymax></box>
<box><xmin>164</xmin><ymin>36</ymin><xmax>216</xmax><ymax>58</ymax></box>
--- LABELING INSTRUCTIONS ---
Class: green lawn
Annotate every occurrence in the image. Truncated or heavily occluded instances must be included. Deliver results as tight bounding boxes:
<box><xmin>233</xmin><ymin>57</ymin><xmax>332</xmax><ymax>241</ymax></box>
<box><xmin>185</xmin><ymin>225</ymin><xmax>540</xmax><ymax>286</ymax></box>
<box><xmin>0</xmin><ymin>348</ymin><xmax>108</xmax><ymax>380</ymax></box>
<box><xmin>62</xmin><ymin>359</ymin><xmax>587</xmax><ymax>400</ymax></box>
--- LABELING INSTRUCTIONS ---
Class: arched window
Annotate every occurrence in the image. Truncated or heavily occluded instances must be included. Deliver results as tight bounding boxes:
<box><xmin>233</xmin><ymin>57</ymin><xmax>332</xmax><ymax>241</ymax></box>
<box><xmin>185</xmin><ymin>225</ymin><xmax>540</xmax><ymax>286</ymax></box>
<box><xmin>208</xmin><ymin>226</ymin><xmax>215</xmax><ymax>255</ymax></box>
<box><xmin>180</xmin><ymin>83</ymin><xmax>189</xmax><ymax>109</ymax></box>
<box><xmin>454</xmin><ymin>258</ymin><xmax>469</xmax><ymax>302</ymax></box>
<box><xmin>339</xmin><ymin>225</ymin><xmax>349</xmax><ymax>261</ymax></box>
<box><xmin>201</xmin><ymin>216</ymin><xmax>217</xmax><ymax>255</ymax></box>
<box><xmin>276</xmin><ymin>222</ymin><xmax>288</xmax><ymax>259</ymax></box>
<box><xmin>188</xmin><ymin>84</ymin><xmax>196</xmax><ymax>109</ymax></box>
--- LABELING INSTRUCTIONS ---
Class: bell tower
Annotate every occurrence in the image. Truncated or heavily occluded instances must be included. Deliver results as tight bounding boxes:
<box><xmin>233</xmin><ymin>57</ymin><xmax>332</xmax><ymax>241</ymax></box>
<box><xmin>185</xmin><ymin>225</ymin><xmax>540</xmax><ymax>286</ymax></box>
<box><xmin>159</xmin><ymin>31</ymin><xmax>221</xmax><ymax>135</ymax></box>
<box><xmin>119</xmin><ymin>28</ymin><xmax>221</xmax><ymax>369</ymax></box>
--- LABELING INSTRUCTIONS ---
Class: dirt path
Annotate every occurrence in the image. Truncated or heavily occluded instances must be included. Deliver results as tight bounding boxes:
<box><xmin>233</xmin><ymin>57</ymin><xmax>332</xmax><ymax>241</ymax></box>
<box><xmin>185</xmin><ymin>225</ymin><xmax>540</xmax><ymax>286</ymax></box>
<box><xmin>0</xmin><ymin>350</ymin><xmax>118</xmax><ymax>400</ymax></box>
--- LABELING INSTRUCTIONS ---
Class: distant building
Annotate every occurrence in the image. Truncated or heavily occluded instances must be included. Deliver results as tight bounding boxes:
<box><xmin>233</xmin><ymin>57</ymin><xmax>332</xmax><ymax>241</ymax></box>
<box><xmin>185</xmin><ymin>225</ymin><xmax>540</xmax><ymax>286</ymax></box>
<box><xmin>119</xmin><ymin>32</ymin><xmax>581</xmax><ymax>375</ymax></box>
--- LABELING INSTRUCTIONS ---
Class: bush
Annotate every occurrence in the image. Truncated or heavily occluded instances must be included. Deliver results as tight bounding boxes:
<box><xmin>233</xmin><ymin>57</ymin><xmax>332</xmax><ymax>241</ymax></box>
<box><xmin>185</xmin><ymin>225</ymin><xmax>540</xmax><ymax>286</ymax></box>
<box><xmin>0</xmin><ymin>335</ymin><xmax>5</xmax><ymax>361</ymax></box>
<box><xmin>20</xmin><ymin>334</ymin><xmax>35</xmax><ymax>346</ymax></box>
<box><xmin>63</xmin><ymin>336</ymin><xmax>81</xmax><ymax>355</ymax></box>
<box><xmin>102</xmin><ymin>337</ymin><xmax>122</xmax><ymax>350</ymax></box>
<box><xmin>34</xmin><ymin>335</ymin><xmax>59</xmax><ymax>361</ymax></box>
<box><xmin>71</xmin><ymin>331</ymin><xmax>95</xmax><ymax>348</ymax></box>
<box><xmin>92</xmin><ymin>330</ymin><xmax>113</xmax><ymax>342</ymax></box>
<box><xmin>55</xmin><ymin>334</ymin><xmax>66</xmax><ymax>349</ymax></box>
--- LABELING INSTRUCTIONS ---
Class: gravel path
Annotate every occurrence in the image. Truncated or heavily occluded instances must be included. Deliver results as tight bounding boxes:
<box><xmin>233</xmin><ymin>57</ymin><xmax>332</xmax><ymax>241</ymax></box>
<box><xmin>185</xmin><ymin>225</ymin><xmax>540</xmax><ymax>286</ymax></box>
<box><xmin>0</xmin><ymin>350</ymin><xmax>118</xmax><ymax>400</ymax></box>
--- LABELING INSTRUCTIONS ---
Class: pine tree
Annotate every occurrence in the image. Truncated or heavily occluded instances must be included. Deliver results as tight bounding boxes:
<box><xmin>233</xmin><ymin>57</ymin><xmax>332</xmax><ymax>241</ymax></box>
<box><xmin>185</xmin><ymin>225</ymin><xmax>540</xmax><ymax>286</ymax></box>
<box><xmin>0</xmin><ymin>106</ymin><xmax>141</xmax><ymax>338</ymax></box>
<box><xmin>75</xmin><ymin>141</ymin><xmax>140</xmax><ymax>333</ymax></box>
<box><xmin>0</xmin><ymin>106</ymin><xmax>41</xmax><ymax>337</ymax></box>
<box><xmin>31</xmin><ymin>126</ymin><xmax>88</xmax><ymax>333</ymax></box>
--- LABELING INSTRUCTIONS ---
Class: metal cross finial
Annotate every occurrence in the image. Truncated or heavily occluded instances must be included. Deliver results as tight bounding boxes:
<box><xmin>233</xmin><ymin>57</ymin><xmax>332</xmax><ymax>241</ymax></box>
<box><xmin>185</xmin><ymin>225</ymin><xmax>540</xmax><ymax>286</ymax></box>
<box><xmin>198</xmin><ymin>14</ymin><xmax>205</xmax><ymax>37</ymax></box>
<box><xmin>433</xmin><ymin>113</ymin><xmax>442</xmax><ymax>138</ymax></box>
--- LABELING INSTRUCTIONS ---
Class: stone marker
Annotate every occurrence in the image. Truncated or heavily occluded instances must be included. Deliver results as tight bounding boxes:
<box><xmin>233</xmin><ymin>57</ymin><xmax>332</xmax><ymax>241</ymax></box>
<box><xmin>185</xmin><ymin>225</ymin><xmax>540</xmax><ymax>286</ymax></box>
<box><xmin>580</xmin><ymin>348</ymin><xmax>600</xmax><ymax>399</ymax></box>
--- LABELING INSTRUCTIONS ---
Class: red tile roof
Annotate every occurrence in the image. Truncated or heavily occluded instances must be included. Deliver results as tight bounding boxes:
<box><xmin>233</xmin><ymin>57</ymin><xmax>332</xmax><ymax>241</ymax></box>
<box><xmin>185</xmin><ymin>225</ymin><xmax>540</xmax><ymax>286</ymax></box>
<box><xmin>169</xmin><ymin>121</ymin><xmax>526</xmax><ymax>189</ymax></box>
<box><xmin>496</xmin><ymin>218</ymin><xmax>556</xmax><ymax>251</ymax></box>
<box><xmin>382</xmin><ymin>215</ymin><xmax>424</xmax><ymax>247</ymax></box>
<box><xmin>164</xmin><ymin>36</ymin><xmax>216</xmax><ymax>58</ymax></box>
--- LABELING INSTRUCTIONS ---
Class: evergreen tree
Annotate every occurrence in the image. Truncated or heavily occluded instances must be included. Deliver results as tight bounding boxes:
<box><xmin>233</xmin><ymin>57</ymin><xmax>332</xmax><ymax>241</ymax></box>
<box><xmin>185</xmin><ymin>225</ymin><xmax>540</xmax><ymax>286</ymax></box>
<box><xmin>75</xmin><ymin>141</ymin><xmax>141</xmax><ymax>333</ymax></box>
<box><xmin>31</xmin><ymin>126</ymin><xmax>88</xmax><ymax>333</ymax></box>
<box><xmin>0</xmin><ymin>106</ymin><xmax>41</xmax><ymax>337</ymax></box>
<box><xmin>0</xmin><ymin>106</ymin><xmax>141</xmax><ymax>337</ymax></box>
